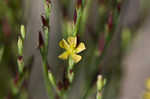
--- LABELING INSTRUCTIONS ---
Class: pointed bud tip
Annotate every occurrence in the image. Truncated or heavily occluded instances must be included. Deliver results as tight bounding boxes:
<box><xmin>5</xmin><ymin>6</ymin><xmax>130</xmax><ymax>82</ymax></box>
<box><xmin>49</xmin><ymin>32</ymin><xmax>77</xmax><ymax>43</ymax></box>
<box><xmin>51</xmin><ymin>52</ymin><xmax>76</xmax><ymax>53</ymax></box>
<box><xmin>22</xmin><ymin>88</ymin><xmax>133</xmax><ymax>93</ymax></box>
<box><xmin>77</xmin><ymin>0</ymin><xmax>82</xmax><ymax>8</ymax></box>
<box><xmin>73</xmin><ymin>9</ymin><xmax>77</xmax><ymax>24</ymax></box>
<box><xmin>108</xmin><ymin>12</ymin><xmax>113</xmax><ymax>30</ymax></box>
<box><xmin>38</xmin><ymin>31</ymin><xmax>44</xmax><ymax>48</ymax></box>
<box><xmin>70</xmin><ymin>69</ymin><xmax>73</xmax><ymax>74</ymax></box>
<box><xmin>98</xmin><ymin>75</ymin><xmax>102</xmax><ymax>80</ymax></box>
<box><xmin>46</xmin><ymin>0</ymin><xmax>51</xmax><ymax>4</ymax></box>
<box><xmin>41</xmin><ymin>15</ymin><xmax>48</xmax><ymax>27</ymax></box>
<box><xmin>18</xmin><ymin>56</ymin><xmax>23</xmax><ymax>61</ymax></box>
<box><xmin>20</xmin><ymin>25</ymin><xmax>26</xmax><ymax>39</ymax></box>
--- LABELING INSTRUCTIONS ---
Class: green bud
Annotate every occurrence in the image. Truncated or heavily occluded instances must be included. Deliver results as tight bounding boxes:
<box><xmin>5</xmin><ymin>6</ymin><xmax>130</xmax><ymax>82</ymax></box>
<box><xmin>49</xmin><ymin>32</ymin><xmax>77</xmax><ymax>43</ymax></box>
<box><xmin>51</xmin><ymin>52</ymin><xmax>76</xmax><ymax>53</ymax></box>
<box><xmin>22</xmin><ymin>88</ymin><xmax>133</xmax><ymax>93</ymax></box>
<box><xmin>17</xmin><ymin>56</ymin><xmax>24</xmax><ymax>73</ymax></box>
<box><xmin>97</xmin><ymin>75</ymin><xmax>103</xmax><ymax>91</ymax></box>
<box><xmin>68</xmin><ymin>71</ymin><xmax>74</xmax><ymax>83</ymax></box>
<box><xmin>21</xmin><ymin>25</ymin><xmax>26</xmax><ymax>39</ymax></box>
<box><xmin>44</xmin><ymin>1</ymin><xmax>51</xmax><ymax>19</ymax></box>
<box><xmin>44</xmin><ymin>27</ymin><xmax>49</xmax><ymax>53</ymax></box>
<box><xmin>18</xmin><ymin>37</ymin><xmax>23</xmax><ymax>55</ymax></box>
<box><xmin>48</xmin><ymin>71</ymin><xmax>55</xmax><ymax>86</ymax></box>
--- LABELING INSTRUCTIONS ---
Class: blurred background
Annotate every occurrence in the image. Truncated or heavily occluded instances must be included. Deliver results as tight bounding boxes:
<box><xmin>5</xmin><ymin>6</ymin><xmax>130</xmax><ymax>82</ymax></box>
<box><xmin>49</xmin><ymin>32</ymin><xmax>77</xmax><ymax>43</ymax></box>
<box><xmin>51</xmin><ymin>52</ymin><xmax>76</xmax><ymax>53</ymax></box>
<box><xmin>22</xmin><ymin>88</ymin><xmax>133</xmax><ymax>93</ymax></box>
<box><xmin>0</xmin><ymin>0</ymin><xmax>150</xmax><ymax>99</ymax></box>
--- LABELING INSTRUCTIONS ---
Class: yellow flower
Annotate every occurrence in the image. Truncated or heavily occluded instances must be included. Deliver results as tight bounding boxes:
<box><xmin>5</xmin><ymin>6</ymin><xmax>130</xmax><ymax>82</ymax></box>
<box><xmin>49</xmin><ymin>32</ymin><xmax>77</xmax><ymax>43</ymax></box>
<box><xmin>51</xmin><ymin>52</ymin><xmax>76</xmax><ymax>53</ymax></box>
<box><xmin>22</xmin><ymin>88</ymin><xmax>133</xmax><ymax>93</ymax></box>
<box><xmin>146</xmin><ymin>79</ymin><xmax>150</xmax><ymax>90</ymax></box>
<box><xmin>143</xmin><ymin>78</ymin><xmax>150</xmax><ymax>99</ymax></box>
<box><xmin>58</xmin><ymin>36</ymin><xmax>86</xmax><ymax>63</ymax></box>
<box><xmin>143</xmin><ymin>92</ymin><xmax>150</xmax><ymax>99</ymax></box>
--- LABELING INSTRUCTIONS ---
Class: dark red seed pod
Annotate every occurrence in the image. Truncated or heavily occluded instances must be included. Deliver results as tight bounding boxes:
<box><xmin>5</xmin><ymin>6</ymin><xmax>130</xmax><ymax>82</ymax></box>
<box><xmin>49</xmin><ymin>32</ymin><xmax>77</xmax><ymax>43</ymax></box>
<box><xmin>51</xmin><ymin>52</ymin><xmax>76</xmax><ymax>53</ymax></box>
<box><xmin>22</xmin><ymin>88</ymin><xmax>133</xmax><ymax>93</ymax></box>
<box><xmin>41</xmin><ymin>15</ymin><xmax>48</xmax><ymax>27</ymax></box>
<box><xmin>73</xmin><ymin>9</ymin><xmax>77</xmax><ymax>24</ymax></box>
<box><xmin>70</xmin><ymin>69</ymin><xmax>73</xmax><ymax>74</ymax></box>
<box><xmin>117</xmin><ymin>3</ymin><xmax>121</xmax><ymax>12</ymax></box>
<box><xmin>77</xmin><ymin>0</ymin><xmax>82</xmax><ymax>8</ymax></box>
<box><xmin>18</xmin><ymin>56</ymin><xmax>23</xmax><ymax>61</ymax></box>
<box><xmin>108</xmin><ymin>12</ymin><xmax>113</xmax><ymax>30</ymax></box>
<box><xmin>57</xmin><ymin>81</ymin><xmax>63</xmax><ymax>91</ymax></box>
<box><xmin>63</xmin><ymin>78</ymin><xmax>70</xmax><ymax>90</ymax></box>
<box><xmin>38</xmin><ymin>31</ymin><xmax>44</xmax><ymax>48</ymax></box>
<box><xmin>46</xmin><ymin>0</ymin><xmax>51</xmax><ymax>4</ymax></box>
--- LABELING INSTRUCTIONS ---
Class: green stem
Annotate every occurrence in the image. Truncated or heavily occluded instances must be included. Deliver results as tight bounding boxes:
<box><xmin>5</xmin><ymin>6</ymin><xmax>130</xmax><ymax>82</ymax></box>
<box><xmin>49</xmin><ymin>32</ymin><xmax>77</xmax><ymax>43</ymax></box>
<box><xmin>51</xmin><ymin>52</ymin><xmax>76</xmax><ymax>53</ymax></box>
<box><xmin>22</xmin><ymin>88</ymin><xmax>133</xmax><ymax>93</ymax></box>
<box><xmin>42</xmin><ymin>58</ymin><xmax>54</xmax><ymax>99</ymax></box>
<box><xmin>67</xmin><ymin>57</ymin><xmax>75</xmax><ymax>83</ymax></box>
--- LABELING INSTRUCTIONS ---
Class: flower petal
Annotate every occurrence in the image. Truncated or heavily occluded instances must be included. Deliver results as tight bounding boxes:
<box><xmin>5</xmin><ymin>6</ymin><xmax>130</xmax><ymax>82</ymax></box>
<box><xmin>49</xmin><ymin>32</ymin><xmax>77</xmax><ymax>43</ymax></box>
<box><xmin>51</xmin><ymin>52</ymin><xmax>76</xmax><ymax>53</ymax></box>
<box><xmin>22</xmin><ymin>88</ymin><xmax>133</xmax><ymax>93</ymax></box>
<box><xmin>71</xmin><ymin>54</ymin><xmax>82</xmax><ymax>63</ymax></box>
<box><xmin>146</xmin><ymin>79</ymin><xmax>150</xmax><ymax>90</ymax></box>
<box><xmin>67</xmin><ymin>36</ymin><xmax>77</xmax><ymax>48</ymax></box>
<box><xmin>143</xmin><ymin>92</ymin><xmax>150</xmax><ymax>99</ymax></box>
<box><xmin>58</xmin><ymin>51</ymin><xmax>69</xmax><ymax>60</ymax></box>
<box><xmin>75</xmin><ymin>42</ymin><xmax>86</xmax><ymax>53</ymax></box>
<box><xmin>59</xmin><ymin>39</ymin><xmax>70</xmax><ymax>49</ymax></box>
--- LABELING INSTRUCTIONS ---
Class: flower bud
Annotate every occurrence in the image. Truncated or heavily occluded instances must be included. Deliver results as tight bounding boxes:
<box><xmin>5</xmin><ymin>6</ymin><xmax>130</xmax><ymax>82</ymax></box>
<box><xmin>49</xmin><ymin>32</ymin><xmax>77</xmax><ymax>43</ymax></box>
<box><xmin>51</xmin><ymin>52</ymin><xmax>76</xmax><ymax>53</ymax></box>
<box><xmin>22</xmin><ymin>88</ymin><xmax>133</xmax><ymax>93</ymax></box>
<box><xmin>20</xmin><ymin>25</ymin><xmax>26</xmax><ymax>40</ymax></box>
<box><xmin>38</xmin><ymin>31</ymin><xmax>44</xmax><ymax>49</ymax></box>
<box><xmin>77</xmin><ymin>0</ymin><xmax>82</xmax><ymax>8</ymax></box>
<box><xmin>97</xmin><ymin>75</ymin><xmax>103</xmax><ymax>91</ymax></box>
<box><xmin>41</xmin><ymin>15</ymin><xmax>48</xmax><ymax>27</ymax></box>
<box><xmin>18</xmin><ymin>36</ymin><xmax>23</xmax><ymax>55</ymax></box>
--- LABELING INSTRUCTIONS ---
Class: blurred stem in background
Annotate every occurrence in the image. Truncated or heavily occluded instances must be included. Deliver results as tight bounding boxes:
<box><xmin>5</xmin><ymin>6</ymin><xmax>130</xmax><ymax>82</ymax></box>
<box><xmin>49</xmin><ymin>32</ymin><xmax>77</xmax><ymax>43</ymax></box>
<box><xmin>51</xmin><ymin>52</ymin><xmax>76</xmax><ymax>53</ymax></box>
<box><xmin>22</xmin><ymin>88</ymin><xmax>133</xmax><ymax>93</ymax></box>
<box><xmin>10</xmin><ymin>25</ymin><xmax>29</xmax><ymax>99</ymax></box>
<box><xmin>0</xmin><ymin>0</ymin><xmax>143</xmax><ymax>99</ymax></box>
<box><xmin>0</xmin><ymin>0</ymin><xmax>22</xmax><ymax>98</ymax></box>
<box><xmin>96</xmin><ymin>75</ymin><xmax>106</xmax><ymax>99</ymax></box>
<box><xmin>39</xmin><ymin>0</ymin><xmax>64</xmax><ymax>98</ymax></box>
<box><xmin>80</xmin><ymin>0</ymin><xmax>122</xmax><ymax>98</ymax></box>
<box><xmin>39</xmin><ymin>0</ymin><xmax>55</xmax><ymax>98</ymax></box>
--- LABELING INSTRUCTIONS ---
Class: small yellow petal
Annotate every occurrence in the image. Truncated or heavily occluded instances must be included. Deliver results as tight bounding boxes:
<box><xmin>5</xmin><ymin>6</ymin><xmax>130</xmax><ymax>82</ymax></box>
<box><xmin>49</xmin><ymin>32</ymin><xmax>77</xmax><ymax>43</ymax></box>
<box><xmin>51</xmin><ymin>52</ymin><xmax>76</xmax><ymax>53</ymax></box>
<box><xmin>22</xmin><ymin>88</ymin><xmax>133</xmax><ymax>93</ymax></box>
<box><xmin>59</xmin><ymin>39</ymin><xmax>70</xmax><ymax>50</ymax></box>
<box><xmin>146</xmin><ymin>79</ymin><xmax>150</xmax><ymax>90</ymax></box>
<box><xmin>75</xmin><ymin>42</ymin><xmax>86</xmax><ymax>53</ymax></box>
<box><xmin>67</xmin><ymin>36</ymin><xmax>77</xmax><ymax>48</ymax></box>
<box><xmin>71</xmin><ymin>54</ymin><xmax>82</xmax><ymax>63</ymax></box>
<box><xmin>143</xmin><ymin>92</ymin><xmax>150</xmax><ymax>99</ymax></box>
<box><xmin>58</xmin><ymin>51</ymin><xmax>69</xmax><ymax>60</ymax></box>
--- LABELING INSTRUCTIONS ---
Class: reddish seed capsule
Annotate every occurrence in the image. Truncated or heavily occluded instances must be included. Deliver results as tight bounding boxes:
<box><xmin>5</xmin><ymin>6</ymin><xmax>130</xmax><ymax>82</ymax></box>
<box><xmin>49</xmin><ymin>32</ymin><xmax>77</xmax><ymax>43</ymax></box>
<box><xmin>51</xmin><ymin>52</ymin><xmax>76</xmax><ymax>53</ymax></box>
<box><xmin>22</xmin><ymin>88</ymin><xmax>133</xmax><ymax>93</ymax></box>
<box><xmin>108</xmin><ymin>13</ymin><xmax>113</xmax><ymax>30</ymax></box>
<box><xmin>117</xmin><ymin>3</ymin><xmax>121</xmax><ymax>12</ymax></box>
<box><xmin>70</xmin><ymin>69</ymin><xmax>73</xmax><ymax>74</ymax></box>
<box><xmin>73</xmin><ymin>9</ymin><xmax>77</xmax><ymax>24</ymax></box>
<box><xmin>46</xmin><ymin>0</ymin><xmax>51</xmax><ymax>4</ymax></box>
<box><xmin>38</xmin><ymin>31</ymin><xmax>44</xmax><ymax>48</ymax></box>
<box><xmin>57</xmin><ymin>81</ymin><xmax>63</xmax><ymax>90</ymax></box>
<box><xmin>63</xmin><ymin>77</ymin><xmax>70</xmax><ymax>90</ymax></box>
<box><xmin>41</xmin><ymin>15</ymin><xmax>48</xmax><ymax>27</ymax></box>
<box><xmin>77</xmin><ymin>0</ymin><xmax>82</xmax><ymax>8</ymax></box>
<box><xmin>18</xmin><ymin>56</ymin><xmax>23</xmax><ymax>61</ymax></box>
<box><xmin>64</xmin><ymin>78</ymin><xmax>70</xmax><ymax>90</ymax></box>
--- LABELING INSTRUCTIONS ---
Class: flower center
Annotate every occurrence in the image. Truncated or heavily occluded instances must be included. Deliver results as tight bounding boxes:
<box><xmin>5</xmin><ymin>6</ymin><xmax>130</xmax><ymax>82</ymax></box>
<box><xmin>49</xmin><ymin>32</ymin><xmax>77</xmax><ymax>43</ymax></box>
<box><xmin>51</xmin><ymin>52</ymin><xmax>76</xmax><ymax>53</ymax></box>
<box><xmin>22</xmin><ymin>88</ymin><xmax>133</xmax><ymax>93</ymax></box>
<box><xmin>68</xmin><ymin>47</ymin><xmax>75</xmax><ymax>55</ymax></box>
